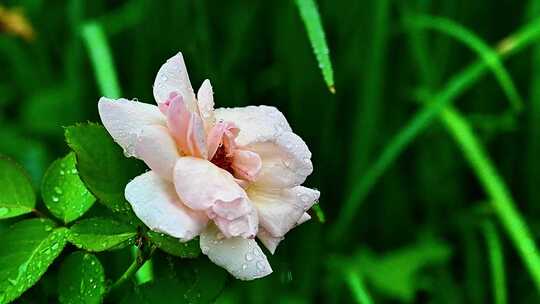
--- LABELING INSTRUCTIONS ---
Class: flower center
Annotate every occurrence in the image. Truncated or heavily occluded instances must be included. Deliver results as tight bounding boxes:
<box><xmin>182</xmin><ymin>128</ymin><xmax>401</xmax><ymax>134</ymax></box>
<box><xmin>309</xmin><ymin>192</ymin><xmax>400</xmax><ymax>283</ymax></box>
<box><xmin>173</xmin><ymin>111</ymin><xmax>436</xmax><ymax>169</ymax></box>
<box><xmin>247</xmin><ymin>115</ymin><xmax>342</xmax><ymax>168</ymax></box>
<box><xmin>210</xmin><ymin>145</ymin><xmax>234</xmax><ymax>174</ymax></box>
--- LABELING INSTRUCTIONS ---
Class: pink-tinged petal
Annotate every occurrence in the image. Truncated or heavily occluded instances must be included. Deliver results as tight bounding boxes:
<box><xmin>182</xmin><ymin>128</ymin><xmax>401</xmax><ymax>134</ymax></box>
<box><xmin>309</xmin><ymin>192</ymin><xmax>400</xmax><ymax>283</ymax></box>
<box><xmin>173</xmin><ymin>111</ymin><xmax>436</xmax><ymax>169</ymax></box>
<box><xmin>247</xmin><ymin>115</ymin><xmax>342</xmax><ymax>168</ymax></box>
<box><xmin>98</xmin><ymin>97</ymin><xmax>165</xmax><ymax>156</ymax></box>
<box><xmin>248</xmin><ymin>132</ymin><xmax>313</xmax><ymax>188</ymax></box>
<box><xmin>214</xmin><ymin>106</ymin><xmax>312</xmax><ymax>188</ymax></box>
<box><xmin>231</xmin><ymin>150</ymin><xmax>262</xmax><ymax>182</ymax></box>
<box><xmin>206</xmin><ymin>121</ymin><xmax>239</xmax><ymax>160</ymax></box>
<box><xmin>257</xmin><ymin>228</ymin><xmax>283</xmax><ymax>254</ymax></box>
<box><xmin>153</xmin><ymin>52</ymin><xmax>198</xmax><ymax>112</ymax></box>
<box><xmin>167</xmin><ymin>95</ymin><xmax>207</xmax><ymax>158</ymax></box>
<box><xmin>125</xmin><ymin>171</ymin><xmax>208</xmax><ymax>241</ymax></box>
<box><xmin>249</xmin><ymin>186</ymin><xmax>320</xmax><ymax>237</ymax></box>
<box><xmin>197</xmin><ymin>79</ymin><xmax>215</xmax><ymax>130</ymax></box>
<box><xmin>174</xmin><ymin>157</ymin><xmax>257</xmax><ymax>238</ymax></box>
<box><xmin>200</xmin><ymin>225</ymin><xmax>272</xmax><ymax>280</ymax></box>
<box><xmin>134</xmin><ymin>125</ymin><xmax>179</xmax><ymax>182</ymax></box>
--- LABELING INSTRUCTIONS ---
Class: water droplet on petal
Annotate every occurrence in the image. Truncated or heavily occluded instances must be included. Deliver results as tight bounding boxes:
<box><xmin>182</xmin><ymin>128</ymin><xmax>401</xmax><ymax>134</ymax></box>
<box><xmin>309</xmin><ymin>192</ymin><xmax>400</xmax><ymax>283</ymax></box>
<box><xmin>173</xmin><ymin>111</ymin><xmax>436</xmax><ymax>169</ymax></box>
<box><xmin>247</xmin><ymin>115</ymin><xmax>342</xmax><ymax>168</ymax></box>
<box><xmin>245</xmin><ymin>253</ymin><xmax>253</xmax><ymax>261</ymax></box>
<box><xmin>256</xmin><ymin>261</ymin><xmax>266</xmax><ymax>271</ymax></box>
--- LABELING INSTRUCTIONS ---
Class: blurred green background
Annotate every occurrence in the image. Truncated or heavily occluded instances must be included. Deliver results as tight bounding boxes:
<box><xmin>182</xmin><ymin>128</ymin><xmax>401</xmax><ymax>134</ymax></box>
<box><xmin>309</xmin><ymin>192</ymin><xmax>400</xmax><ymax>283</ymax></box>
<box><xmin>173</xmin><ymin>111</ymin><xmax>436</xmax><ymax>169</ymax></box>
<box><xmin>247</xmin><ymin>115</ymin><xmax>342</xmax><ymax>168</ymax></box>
<box><xmin>2</xmin><ymin>0</ymin><xmax>540</xmax><ymax>303</ymax></box>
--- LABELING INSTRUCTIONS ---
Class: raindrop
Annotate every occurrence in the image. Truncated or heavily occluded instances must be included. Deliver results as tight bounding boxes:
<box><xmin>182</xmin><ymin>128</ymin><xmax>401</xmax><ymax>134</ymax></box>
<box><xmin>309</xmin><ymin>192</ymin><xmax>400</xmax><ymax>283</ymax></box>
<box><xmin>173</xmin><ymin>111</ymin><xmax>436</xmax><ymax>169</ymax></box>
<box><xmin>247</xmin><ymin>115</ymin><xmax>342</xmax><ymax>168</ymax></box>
<box><xmin>54</xmin><ymin>186</ymin><xmax>63</xmax><ymax>195</ymax></box>
<box><xmin>52</xmin><ymin>196</ymin><xmax>59</xmax><ymax>202</ymax></box>
<box><xmin>44</xmin><ymin>225</ymin><xmax>53</xmax><ymax>232</ymax></box>
<box><xmin>0</xmin><ymin>207</ymin><xmax>9</xmax><ymax>217</ymax></box>
<box><xmin>70</xmin><ymin>168</ymin><xmax>77</xmax><ymax>174</ymax></box>
<box><xmin>59</xmin><ymin>170</ymin><xmax>65</xmax><ymax>175</ymax></box>
<box><xmin>245</xmin><ymin>253</ymin><xmax>254</xmax><ymax>261</ymax></box>
<box><xmin>51</xmin><ymin>243</ymin><xmax>59</xmax><ymax>250</ymax></box>
<box><xmin>201</xmin><ymin>246</ymin><xmax>210</xmax><ymax>253</ymax></box>
<box><xmin>256</xmin><ymin>261</ymin><xmax>266</xmax><ymax>271</ymax></box>
<box><xmin>242</xmin><ymin>264</ymin><xmax>248</xmax><ymax>270</ymax></box>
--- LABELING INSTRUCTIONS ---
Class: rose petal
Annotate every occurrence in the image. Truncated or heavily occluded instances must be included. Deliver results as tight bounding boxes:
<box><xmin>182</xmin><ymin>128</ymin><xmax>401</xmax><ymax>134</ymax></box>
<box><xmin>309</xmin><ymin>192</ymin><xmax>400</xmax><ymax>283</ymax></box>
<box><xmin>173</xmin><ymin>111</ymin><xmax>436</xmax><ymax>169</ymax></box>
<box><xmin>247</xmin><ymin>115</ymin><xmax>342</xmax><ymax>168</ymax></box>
<box><xmin>214</xmin><ymin>105</ymin><xmax>291</xmax><ymax>146</ymax></box>
<box><xmin>257</xmin><ymin>228</ymin><xmax>283</xmax><ymax>254</ymax></box>
<box><xmin>125</xmin><ymin>171</ymin><xmax>208</xmax><ymax>241</ymax></box>
<box><xmin>231</xmin><ymin>149</ymin><xmax>262</xmax><ymax>182</ymax></box>
<box><xmin>297</xmin><ymin>212</ymin><xmax>312</xmax><ymax>225</ymax></box>
<box><xmin>153</xmin><ymin>52</ymin><xmax>198</xmax><ymax>112</ymax></box>
<box><xmin>134</xmin><ymin>125</ymin><xmax>179</xmax><ymax>181</ymax></box>
<box><xmin>200</xmin><ymin>224</ymin><xmax>272</xmax><ymax>280</ymax></box>
<box><xmin>167</xmin><ymin>94</ymin><xmax>207</xmax><ymax>158</ymax></box>
<box><xmin>98</xmin><ymin>97</ymin><xmax>165</xmax><ymax>156</ymax></box>
<box><xmin>214</xmin><ymin>106</ymin><xmax>312</xmax><ymax>188</ymax></box>
<box><xmin>174</xmin><ymin>157</ymin><xmax>257</xmax><ymax>238</ymax></box>
<box><xmin>249</xmin><ymin>186</ymin><xmax>319</xmax><ymax>237</ymax></box>
<box><xmin>197</xmin><ymin>79</ymin><xmax>215</xmax><ymax>130</ymax></box>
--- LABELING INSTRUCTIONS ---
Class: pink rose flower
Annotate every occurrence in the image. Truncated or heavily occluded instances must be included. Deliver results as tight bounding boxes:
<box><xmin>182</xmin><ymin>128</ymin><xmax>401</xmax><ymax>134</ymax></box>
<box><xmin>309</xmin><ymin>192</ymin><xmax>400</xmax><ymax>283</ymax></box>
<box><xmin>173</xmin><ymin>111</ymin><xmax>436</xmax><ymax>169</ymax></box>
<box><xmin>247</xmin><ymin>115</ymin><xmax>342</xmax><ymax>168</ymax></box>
<box><xmin>98</xmin><ymin>52</ymin><xmax>319</xmax><ymax>280</ymax></box>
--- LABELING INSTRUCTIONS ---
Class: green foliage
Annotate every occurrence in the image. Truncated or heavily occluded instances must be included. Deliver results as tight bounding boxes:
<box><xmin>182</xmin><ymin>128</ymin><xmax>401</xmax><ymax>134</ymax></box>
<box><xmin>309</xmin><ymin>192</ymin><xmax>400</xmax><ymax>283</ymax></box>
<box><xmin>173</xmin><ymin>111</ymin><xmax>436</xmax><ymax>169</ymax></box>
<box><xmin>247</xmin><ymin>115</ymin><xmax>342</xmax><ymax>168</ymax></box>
<box><xmin>0</xmin><ymin>219</ymin><xmax>68</xmax><ymax>304</ymax></box>
<box><xmin>65</xmin><ymin>123</ymin><xmax>145</xmax><ymax>214</ymax></box>
<box><xmin>0</xmin><ymin>155</ymin><xmax>36</xmax><ymax>219</ymax></box>
<box><xmin>58</xmin><ymin>252</ymin><xmax>106</xmax><ymax>304</ymax></box>
<box><xmin>68</xmin><ymin>217</ymin><xmax>137</xmax><ymax>252</ymax></box>
<box><xmin>354</xmin><ymin>240</ymin><xmax>452</xmax><ymax>302</ymax></box>
<box><xmin>147</xmin><ymin>231</ymin><xmax>201</xmax><ymax>258</ymax></box>
<box><xmin>42</xmin><ymin>152</ymin><xmax>96</xmax><ymax>223</ymax></box>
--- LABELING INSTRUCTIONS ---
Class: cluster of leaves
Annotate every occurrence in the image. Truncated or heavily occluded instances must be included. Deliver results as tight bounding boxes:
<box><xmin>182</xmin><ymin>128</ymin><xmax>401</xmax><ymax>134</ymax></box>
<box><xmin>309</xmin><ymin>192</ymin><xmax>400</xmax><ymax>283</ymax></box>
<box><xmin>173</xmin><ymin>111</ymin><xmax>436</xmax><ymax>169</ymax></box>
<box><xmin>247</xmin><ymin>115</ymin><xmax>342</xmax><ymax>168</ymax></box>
<box><xmin>0</xmin><ymin>123</ymin><xmax>226</xmax><ymax>303</ymax></box>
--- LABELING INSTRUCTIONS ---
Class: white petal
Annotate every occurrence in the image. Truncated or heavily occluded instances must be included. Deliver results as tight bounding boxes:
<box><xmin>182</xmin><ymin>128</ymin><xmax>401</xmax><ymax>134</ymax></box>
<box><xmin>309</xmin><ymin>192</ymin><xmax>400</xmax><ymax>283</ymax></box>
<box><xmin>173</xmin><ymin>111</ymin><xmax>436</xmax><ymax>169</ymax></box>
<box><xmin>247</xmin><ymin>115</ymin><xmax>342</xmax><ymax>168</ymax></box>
<box><xmin>98</xmin><ymin>97</ymin><xmax>165</xmax><ymax>156</ymax></box>
<box><xmin>297</xmin><ymin>212</ymin><xmax>312</xmax><ymax>225</ymax></box>
<box><xmin>249</xmin><ymin>186</ymin><xmax>319</xmax><ymax>237</ymax></box>
<box><xmin>197</xmin><ymin>79</ymin><xmax>215</xmax><ymax>130</ymax></box>
<box><xmin>214</xmin><ymin>106</ymin><xmax>312</xmax><ymax>188</ymax></box>
<box><xmin>250</xmin><ymin>132</ymin><xmax>313</xmax><ymax>188</ymax></box>
<box><xmin>257</xmin><ymin>228</ymin><xmax>283</xmax><ymax>254</ymax></box>
<box><xmin>200</xmin><ymin>225</ymin><xmax>272</xmax><ymax>280</ymax></box>
<box><xmin>257</xmin><ymin>213</ymin><xmax>311</xmax><ymax>254</ymax></box>
<box><xmin>214</xmin><ymin>105</ymin><xmax>291</xmax><ymax>146</ymax></box>
<box><xmin>135</xmin><ymin>125</ymin><xmax>180</xmax><ymax>181</ymax></box>
<box><xmin>153</xmin><ymin>52</ymin><xmax>197</xmax><ymax>112</ymax></box>
<box><xmin>125</xmin><ymin>171</ymin><xmax>207</xmax><ymax>241</ymax></box>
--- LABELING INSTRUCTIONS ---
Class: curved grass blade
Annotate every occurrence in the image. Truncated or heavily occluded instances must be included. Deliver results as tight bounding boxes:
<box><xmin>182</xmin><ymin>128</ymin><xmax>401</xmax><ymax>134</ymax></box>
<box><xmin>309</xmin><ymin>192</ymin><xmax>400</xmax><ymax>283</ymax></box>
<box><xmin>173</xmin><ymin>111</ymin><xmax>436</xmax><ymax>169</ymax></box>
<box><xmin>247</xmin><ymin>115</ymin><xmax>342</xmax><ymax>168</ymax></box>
<box><xmin>332</xmin><ymin>17</ymin><xmax>540</xmax><ymax>239</ymax></box>
<box><xmin>405</xmin><ymin>14</ymin><xmax>523</xmax><ymax>112</ymax></box>
<box><xmin>441</xmin><ymin>106</ymin><xmax>540</xmax><ymax>292</ymax></box>
<box><xmin>294</xmin><ymin>0</ymin><xmax>335</xmax><ymax>93</ymax></box>
<box><xmin>346</xmin><ymin>271</ymin><xmax>373</xmax><ymax>304</ymax></box>
<box><xmin>81</xmin><ymin>21</ymin><xmax>121</xmax><ymax>98</ymax></box>
<box><xmin>482</xmin><ymin>220</ymin><xmax>507</xmax><ymax>304</ymax></box>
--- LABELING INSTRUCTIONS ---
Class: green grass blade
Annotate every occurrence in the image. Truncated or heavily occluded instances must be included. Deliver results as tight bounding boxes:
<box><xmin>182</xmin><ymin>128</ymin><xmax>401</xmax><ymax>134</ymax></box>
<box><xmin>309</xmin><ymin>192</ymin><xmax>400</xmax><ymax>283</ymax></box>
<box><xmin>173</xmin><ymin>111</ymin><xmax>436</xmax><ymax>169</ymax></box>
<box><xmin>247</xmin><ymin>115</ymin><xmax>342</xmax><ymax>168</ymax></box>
<box><xmin>527</xmin><ymin>0</ymin><xmax>540</xmax><ymax>212</ymax></box>
<box><xmin>332</xmin><ymin>18</ymin><xmax>540</xmax><ymax>239</ymax></box>
<box><xmin>405</xmin><ymin>14</ymin><xmax>523</xmax><ymax>112</ymax></box>
<box><xmin>482</xmin><ymin>220</ymin><xmax>507</xmax><ymax>304</ymax></box>
<box><xmin>441</xmin><ymin>106</ymin><xmax>540</xmax><ymax>292</ymax></box>
<box><xmin>346</xmin><ymin>0</ymin><xmax>391</xmax><ymax>187</ymax></box>
<box><xmin>81</xmin><ymin>21</ymin><xmax>121</xmax><ymax>98</ymax></box>
<box><xmin>346</xmin><ymin>271</ymin><xmax>374</xmax><ymax>304</ymax></box>
<box><xmin>294</xmin><ymin>0</ymin><xmax>335</xmax><ymax>93</ymax></box>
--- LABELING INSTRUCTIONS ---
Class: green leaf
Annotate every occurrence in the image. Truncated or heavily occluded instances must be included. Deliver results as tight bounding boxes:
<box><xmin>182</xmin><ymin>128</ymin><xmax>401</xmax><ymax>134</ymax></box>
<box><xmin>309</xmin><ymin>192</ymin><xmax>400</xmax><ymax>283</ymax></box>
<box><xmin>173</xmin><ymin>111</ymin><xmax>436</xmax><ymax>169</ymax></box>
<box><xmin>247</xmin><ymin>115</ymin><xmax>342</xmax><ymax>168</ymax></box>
<box><xmin>65</xmin><ymin>123</ymin><xmax>145</xmax><ymax>213</ymax></box>
<box><xmin>294</xmin><ymin>0</ymin><xmax>335</xmax><ymax>93</ymax></box>
<box><xmin>355</xmin><ymin>240</ymin><xmax>452</xmax><ymax>302</ymax></box>
<box><xmin>68</xmin><ymin>217</ymin><xmax>137</xmax><ymax>252</ymax></box>
<box><xmin>42</xmin><ymin>152</ymin><xmax>96</xmax><ymax>224</ymax></box>
<box><xmin>147</xmin><ymin>231</ymin><xmax>200</xmax><ymax>258</ymax></box>
<box><xmin>0</xmin><ymin>219</ymin><xmax>69</xmax><ymax>304</ymax></box>
<box><xmin>58</xmin><ymin>252</ymin><xmax>106</xmax><ymax>304</ymax></box>
<box><xmin>0</xmin><ymin>155</ymin><xmax>36</xmax><ymax>219</ymax></box>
